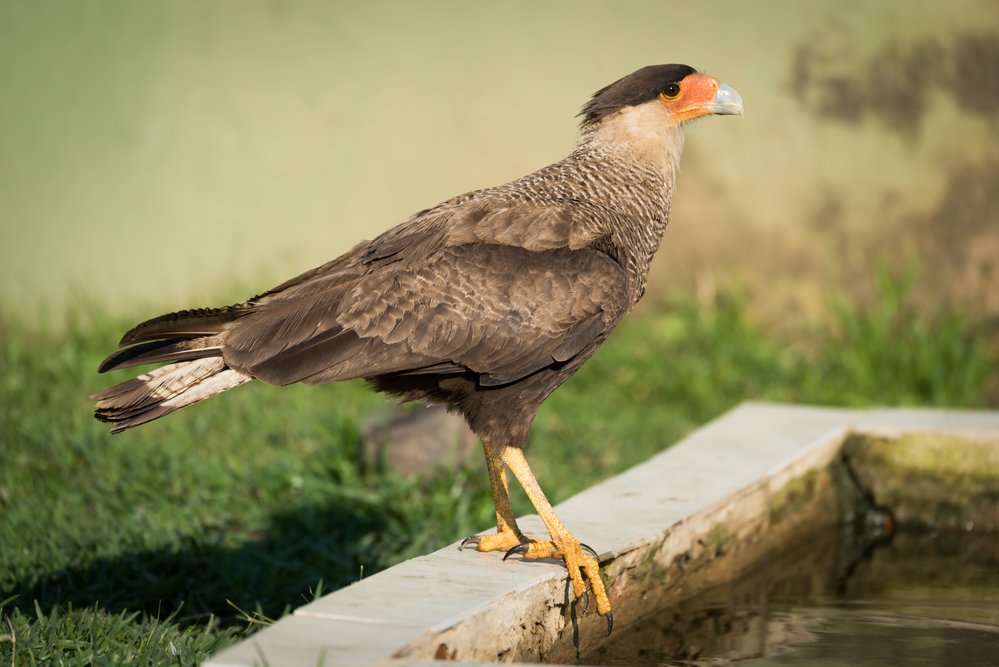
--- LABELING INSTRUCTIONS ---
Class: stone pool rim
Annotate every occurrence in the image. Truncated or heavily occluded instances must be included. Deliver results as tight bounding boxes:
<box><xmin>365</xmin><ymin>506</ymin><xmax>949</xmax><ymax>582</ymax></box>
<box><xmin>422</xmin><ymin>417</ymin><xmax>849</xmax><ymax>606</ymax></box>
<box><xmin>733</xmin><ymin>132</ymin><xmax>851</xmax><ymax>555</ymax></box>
<box><xmin>204</xmin><ymin>402</ymin><xmax>999</xmax><ymax>667</ymax></box>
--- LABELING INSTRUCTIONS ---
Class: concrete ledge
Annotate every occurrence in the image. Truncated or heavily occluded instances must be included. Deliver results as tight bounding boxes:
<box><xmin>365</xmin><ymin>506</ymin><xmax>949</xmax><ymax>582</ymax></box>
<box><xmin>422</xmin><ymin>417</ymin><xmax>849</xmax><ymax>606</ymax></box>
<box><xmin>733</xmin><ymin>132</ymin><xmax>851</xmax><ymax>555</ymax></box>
<box><xmin>204</xmin><ymin>402</ymin><xmax>999</xmax><ymax>667</ymax></box>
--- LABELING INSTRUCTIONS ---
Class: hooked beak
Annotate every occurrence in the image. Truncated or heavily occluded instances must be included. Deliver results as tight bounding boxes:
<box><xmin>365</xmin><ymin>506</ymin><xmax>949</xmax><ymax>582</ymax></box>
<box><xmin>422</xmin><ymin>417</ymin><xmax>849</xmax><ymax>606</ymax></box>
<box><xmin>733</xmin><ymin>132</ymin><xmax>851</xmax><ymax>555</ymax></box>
<box><xmin>707</xmin><ymin>82</ymin><xmax>744</xmax><ymax>117</ymax></box>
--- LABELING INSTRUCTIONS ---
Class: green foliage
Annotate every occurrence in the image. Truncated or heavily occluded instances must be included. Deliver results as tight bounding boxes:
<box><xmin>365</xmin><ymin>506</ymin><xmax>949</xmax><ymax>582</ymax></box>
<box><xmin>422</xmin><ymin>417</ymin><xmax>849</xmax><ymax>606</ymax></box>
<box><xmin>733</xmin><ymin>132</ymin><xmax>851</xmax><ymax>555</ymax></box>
<box><xmin>0</xmin><ymin>596</ymin><xmax>239</xmax><ymax>667</ymax></box>
<box><xmin>811</xmin><ymin>263</ymin><xmax>990</xmax><ymax>407</ymax></box>
<box><xmin>1</xmin><ymin>271</ymin><xmax>995</xmax><ymax>664</ymax></box>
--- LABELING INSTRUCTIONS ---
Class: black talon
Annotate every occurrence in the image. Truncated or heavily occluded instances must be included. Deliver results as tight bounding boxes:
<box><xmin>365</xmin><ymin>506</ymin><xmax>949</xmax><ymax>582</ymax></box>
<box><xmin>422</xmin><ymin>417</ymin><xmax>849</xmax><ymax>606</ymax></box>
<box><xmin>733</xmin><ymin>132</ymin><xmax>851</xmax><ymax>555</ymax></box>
<box><xmin>606</xmin><ymin>611</ymin><xmax>614</xmax><ymax>635</ymax></box>
<box><xmin>459</xmin><ymin>535</ymin><xmax>481</xmax><ymax>551</ymax></box>
<box><xmin>503</xmin><ymin>543</ymin><xmax>530</xmax><ymax>561</ymax></box>
<box><xmin>580</xmin><ymin>542</ymin><xmax>599</xmax><ymax>560</ymax></box>
<box><xmin>579</xmin><ymin>588</ymin><xmax>590</xmax><ymax>614</ymax></box>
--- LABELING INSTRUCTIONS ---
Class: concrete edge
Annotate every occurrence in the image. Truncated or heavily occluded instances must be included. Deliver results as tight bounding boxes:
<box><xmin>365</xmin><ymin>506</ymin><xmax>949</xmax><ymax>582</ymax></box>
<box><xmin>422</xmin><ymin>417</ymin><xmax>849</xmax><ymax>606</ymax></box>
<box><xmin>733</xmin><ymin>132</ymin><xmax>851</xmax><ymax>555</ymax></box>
<box><xmin>204</xmin><ymin>402</ymin><xmax>999</xmax><ymax>667</ymax></box>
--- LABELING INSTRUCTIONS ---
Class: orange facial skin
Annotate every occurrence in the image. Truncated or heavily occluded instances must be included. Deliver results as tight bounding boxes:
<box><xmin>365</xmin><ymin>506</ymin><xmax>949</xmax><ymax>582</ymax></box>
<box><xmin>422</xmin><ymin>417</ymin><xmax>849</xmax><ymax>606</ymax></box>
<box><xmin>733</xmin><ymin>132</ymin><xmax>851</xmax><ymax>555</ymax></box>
<box><xmin>661</xmin><ymin>73</ymin><xmax>744</xmax><ymax>125</ymax></box>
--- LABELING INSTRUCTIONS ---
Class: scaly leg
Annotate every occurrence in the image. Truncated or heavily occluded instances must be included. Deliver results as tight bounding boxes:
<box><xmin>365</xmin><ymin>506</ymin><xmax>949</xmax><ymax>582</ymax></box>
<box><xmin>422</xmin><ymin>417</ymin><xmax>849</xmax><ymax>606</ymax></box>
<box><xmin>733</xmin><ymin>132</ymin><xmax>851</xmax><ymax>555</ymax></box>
<box><xmin>499</xmin><ymin>444</ymin><xmax>612</xmax><ymax>632</ymax></box>
<box><xmin>459</xmin><ymin>440</ymin><xmax>531</xmax><ymax>553</ymax></box>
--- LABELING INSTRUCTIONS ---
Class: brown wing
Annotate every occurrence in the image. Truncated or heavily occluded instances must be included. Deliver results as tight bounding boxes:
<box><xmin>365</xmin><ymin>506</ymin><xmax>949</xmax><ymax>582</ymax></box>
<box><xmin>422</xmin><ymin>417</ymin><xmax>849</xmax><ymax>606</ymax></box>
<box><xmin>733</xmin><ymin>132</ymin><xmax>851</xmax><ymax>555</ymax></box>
<box><xmin>103</xmin><ymin>160</ymin><xmax>627</xmax><ymax>389</ymax></box>
<box><xmin>221</xmin><ymin>241</ymin><xmax>626</xmax><ymax>388</ymax></box>
<box><xmin>343</xmin><ymin>242</ymin><xmax>626</xmax><ymax>385</ymax></box>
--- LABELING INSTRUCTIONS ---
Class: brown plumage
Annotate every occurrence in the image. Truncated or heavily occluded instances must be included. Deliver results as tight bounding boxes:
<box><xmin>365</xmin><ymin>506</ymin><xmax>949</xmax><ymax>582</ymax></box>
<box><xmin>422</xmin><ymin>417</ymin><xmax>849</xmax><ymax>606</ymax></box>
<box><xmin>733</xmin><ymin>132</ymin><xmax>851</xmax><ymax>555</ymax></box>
<box><xmin>92</xmin><ymin>64</ymin><xmax>743</xmax><ymax>630</ymax></box>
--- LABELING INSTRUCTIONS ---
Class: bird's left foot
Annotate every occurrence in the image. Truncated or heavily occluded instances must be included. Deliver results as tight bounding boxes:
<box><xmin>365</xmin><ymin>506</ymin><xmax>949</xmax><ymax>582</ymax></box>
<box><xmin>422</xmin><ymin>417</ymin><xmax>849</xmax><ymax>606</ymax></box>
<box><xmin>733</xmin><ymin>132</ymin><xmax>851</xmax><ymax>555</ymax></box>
<box><xmin>459</xmin><ymin>527</ymin><xmax>529</xmax><ymax>553</ymax></box>
<box><xmin>504</xmin><ymin>538</ymin><xmax>613</xmax><ymax>634</ymax></box>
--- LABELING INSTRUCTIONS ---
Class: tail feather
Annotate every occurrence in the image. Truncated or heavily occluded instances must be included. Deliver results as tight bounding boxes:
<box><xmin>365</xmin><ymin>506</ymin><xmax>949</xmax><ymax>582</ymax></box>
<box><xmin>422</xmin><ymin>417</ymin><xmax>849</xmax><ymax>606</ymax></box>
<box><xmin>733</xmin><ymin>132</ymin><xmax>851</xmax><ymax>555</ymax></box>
<box><xmin>93</xmin><ymin>303</ymin><xmax>256</xmax><ymax>433</ymax></box>
<box><xmin>92</xmin><ymin>358</ymin><xmax>250</xmax><ymax>433</ymax></box>
<box><xmin>119</xmin><ymin>305</ymin><xmax>254</xmax><ymax>346</ymax></box>
<box><xmin>98</xmin><ymin>336</ymin><xmax>224</xmax><ymax>373</ymax></box>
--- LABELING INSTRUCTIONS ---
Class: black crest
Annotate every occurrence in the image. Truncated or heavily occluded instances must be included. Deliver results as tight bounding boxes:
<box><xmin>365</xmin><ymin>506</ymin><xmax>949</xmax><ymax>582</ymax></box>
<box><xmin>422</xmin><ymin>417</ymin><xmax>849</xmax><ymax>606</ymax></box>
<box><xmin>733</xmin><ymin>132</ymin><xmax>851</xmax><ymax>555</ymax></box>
<box><xmin>579</xmin><ymin>64</ymin><xmax>698</xmax><ymax>127</ymax></box>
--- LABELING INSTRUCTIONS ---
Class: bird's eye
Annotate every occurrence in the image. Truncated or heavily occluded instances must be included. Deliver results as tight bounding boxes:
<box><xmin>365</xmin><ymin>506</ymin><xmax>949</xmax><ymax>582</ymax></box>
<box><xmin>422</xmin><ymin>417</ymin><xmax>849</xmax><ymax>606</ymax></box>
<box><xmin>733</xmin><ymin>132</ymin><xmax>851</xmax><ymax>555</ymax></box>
<box><xmin>662</xmin><ymin>82</ymin><xmax>681</xmax><ymax>99</ymax></box>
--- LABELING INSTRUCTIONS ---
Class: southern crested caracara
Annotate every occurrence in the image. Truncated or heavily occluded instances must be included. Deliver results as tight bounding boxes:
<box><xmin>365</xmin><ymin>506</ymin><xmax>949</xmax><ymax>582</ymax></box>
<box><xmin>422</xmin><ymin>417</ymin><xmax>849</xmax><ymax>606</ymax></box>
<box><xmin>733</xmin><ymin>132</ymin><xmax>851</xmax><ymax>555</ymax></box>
<box><xmin>91</xmin><ymin>64</ymin><xmax>743</xmax><ymax>631</ymax></box>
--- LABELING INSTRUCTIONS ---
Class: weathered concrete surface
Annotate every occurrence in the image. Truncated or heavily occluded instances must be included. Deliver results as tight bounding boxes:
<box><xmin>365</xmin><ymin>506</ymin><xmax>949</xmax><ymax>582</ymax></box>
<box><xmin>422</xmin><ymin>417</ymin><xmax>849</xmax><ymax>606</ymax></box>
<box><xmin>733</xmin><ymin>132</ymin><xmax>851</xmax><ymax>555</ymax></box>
<box><xmin>396</xmin><ymin>409</ymin><xmax>849</xmax><ymax>664</ymax></box>
<box><xmin>845</xmin><ymin>430</ymin><xmax>999</xmax><ymax>532</ymax></box>
<box><xmin>204</xmin><ymin>403</ymin><xmax>999</xmax><ymax>667</ymax></box>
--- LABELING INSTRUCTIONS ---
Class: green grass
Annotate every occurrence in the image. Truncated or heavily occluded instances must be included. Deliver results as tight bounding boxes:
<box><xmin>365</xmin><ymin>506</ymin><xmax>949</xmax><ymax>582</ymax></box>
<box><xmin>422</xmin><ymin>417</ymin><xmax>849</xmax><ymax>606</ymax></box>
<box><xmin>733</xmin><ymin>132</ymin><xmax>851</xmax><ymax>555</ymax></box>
<box><xmin>1</xmin><ymin>270</ymin><xmax>995</xmax><ymax>665</ymax></box>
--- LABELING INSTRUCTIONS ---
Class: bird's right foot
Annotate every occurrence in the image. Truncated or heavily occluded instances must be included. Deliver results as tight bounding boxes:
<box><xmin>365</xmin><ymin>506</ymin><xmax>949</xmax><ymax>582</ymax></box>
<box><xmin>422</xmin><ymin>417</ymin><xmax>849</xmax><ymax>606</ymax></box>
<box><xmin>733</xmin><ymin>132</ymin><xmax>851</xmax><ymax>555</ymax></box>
<box><xmin>504</xmin><ymin>536</ymin><xmax>613</xmax><ymax>635</ymax></box>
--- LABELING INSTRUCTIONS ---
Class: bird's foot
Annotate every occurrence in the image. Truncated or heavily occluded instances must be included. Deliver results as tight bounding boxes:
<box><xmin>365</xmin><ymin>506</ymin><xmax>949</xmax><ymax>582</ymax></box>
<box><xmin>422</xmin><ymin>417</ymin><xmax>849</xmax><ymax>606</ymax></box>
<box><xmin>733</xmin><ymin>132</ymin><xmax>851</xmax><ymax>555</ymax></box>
<box><xmin>504</xmin><ymin>539</ymin><xmax>613</xmax><ymax>634</ymax></box>
<box><xmin>459</xmin><ymin>527</ymin><xmax>530</xmax><ymax>553</ymax></box>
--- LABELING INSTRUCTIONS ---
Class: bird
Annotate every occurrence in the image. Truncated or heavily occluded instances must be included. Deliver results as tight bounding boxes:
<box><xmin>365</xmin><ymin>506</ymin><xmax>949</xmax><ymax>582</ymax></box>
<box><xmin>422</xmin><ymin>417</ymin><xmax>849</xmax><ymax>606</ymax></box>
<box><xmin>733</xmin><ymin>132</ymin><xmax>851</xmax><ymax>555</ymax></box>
<box><xmin>91</xmin><ymin>64</ymin><xmax>743</xmax><ymax>634</ymax></box>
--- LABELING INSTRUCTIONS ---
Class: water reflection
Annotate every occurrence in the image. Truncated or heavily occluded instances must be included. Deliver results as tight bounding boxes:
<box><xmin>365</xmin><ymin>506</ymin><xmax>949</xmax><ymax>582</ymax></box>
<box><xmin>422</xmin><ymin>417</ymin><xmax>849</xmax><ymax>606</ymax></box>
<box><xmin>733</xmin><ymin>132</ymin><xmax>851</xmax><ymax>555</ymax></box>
<box><xmin>581</xmin><ymin>528</ymin><xmax>999</xmax><ymax>666</ymax></box>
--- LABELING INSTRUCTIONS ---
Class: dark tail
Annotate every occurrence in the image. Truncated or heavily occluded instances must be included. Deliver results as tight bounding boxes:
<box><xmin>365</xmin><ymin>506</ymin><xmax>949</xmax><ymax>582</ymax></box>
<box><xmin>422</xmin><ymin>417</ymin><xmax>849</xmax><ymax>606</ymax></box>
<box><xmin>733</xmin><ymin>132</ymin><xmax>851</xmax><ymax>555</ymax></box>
<box><xmin>91</xmin><ymin>305</ymin><xmax>255</xmax><ymax>433</ymax></box>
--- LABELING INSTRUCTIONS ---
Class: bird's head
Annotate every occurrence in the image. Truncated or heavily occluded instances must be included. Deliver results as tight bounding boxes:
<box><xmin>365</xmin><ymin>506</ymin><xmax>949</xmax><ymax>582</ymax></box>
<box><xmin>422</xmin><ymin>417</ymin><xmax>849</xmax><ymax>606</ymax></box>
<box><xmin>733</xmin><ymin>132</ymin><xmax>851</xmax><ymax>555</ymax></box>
<box><xmin>577</xmin><ymin>64</ymin><xmax>743</xmax><ymax>163</ymax></box>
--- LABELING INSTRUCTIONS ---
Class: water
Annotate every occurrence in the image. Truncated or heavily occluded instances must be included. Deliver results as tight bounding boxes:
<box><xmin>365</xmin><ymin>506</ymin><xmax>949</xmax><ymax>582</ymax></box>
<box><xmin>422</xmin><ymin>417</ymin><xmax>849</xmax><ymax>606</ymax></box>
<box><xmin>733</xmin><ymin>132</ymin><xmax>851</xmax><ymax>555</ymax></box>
<box><xmin>581</xmin><ymin>527</ymin><xmax>999</xmax><ymax>666</ymax></box>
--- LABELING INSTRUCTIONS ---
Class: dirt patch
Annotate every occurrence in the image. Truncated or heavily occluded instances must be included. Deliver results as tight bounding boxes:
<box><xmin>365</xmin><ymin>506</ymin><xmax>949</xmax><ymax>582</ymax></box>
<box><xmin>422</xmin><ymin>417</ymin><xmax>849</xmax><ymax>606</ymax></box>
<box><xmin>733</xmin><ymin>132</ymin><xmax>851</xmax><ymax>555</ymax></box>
<box><xmin>790</xmin><ymin>32</ymin><xmax>999</xmax><ymax>142</ymax></box>
<box><xmin>649</xmin><ymin>27</ymin><xmax>999</xmax><ymax>330</ymax></box>
<box><xmin>910</xmin><ymin>158</ymin><xmax>999</xmax><ymax>312</ymax></box>
<box><xmin>951</xmin><ymin>33</ymin><xmax>999</xmax><ymax>115</ymax></box>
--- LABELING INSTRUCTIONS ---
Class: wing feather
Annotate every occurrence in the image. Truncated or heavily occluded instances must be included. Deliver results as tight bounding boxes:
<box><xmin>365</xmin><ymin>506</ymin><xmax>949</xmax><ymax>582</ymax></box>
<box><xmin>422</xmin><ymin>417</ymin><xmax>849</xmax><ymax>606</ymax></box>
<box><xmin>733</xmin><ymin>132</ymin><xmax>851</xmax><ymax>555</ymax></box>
<box><xmin>337</xmin><ymin>243</ymin><xmax>627</xmax><ymax>385</ymax></box>
<box><xmin>211</xmin><ymin>180</ymin><xmax>629</xmax><ymax>388</ymax></box>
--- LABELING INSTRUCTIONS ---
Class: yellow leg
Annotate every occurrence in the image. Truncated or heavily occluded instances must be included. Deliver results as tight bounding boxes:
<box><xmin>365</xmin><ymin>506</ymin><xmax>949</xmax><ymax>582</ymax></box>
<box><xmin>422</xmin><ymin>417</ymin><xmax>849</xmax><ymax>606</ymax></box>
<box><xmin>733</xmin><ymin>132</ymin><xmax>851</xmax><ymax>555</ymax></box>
<box><xmin>499</xmin><ymin>445</ymin><xmax>612</xmax><ymax>625</ymax></box>
<box><xmin>460</xmin><ymin>440</ymin><xmax>530</xmax><ymax>553</ymax></box>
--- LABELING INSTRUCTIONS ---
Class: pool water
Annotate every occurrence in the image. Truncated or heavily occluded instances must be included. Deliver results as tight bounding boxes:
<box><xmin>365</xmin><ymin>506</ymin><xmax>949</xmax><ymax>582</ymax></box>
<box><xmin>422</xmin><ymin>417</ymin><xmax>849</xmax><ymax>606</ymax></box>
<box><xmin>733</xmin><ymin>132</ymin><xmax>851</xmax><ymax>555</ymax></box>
<box><xmin>737</xmin><ymin>607</ymin><xmax>999</xmax><ymax>666</ymax></box>
<box><xmin>581</xmin><ymin>527</ymin><xmax>999</xmax><ymax>666</ymax></box>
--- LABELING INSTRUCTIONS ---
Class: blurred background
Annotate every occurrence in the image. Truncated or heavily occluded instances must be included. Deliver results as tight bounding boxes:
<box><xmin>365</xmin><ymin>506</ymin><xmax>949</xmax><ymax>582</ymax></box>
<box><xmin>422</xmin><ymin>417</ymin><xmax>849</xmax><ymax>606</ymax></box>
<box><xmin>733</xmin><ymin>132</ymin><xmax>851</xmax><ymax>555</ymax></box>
<box><xmin>2</xmin><ymin>3</ymin><xmax>998</xmax><ymax>661</ymax></box>
<box><xmin>2</xmin><ymin>0</ymin><xmax>996</xmax><ymax>325</ymax></box>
